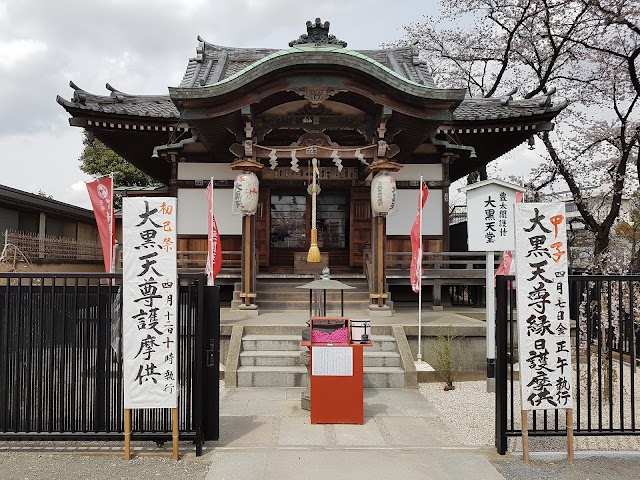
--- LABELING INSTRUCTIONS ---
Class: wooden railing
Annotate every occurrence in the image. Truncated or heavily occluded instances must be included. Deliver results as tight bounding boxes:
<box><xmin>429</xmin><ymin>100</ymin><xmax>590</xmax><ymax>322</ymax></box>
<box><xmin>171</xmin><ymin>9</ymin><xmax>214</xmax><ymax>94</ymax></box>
<box><xmin>3</xmin><ymin>230</ymin><xmax>103</xmax><ymax>262</ymax></box>
<box><xmin>175</xmin><ymin>250</ymin><xmax>242</xmax><ymax>272</ymax></box>
<box><xmin>386</xmin><ymin>251</ymin><xmax>495</xmax><ymax>276</ymax></box>
<box><xmin>114</xmin><ymin>248</ymin><xmax>242</xmax><ymax>273</ymax></box>
<box><xmin>361</xmin><ymin>250</ymin><xmax>500</xmax><ymax>306</ymax></box>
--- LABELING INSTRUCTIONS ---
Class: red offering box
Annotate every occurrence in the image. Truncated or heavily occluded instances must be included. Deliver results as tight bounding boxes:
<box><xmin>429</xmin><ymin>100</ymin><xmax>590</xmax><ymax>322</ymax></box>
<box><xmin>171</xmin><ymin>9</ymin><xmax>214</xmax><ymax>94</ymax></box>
<box><xmin>302</xmin><ymin>317</ymin><xmax>372</xmax><ymax>424</ymax></box>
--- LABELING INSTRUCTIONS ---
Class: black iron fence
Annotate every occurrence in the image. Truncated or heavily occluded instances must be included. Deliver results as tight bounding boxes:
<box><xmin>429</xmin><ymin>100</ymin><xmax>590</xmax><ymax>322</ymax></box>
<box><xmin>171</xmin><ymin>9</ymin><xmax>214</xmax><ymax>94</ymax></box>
<box><xmin>0</xmin><ymin>272</ymin><xmax>219</xmax><ymax>456</ymax></box>
<box><xmin>496</xmin><ymin>275</ymin><xmax>639</xmax><ymax>454</ymax></box>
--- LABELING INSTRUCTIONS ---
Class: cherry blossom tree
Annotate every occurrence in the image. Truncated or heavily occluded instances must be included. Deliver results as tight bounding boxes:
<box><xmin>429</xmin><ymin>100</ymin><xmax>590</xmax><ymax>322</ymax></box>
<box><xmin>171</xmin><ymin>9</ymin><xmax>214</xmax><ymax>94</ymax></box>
<box><xmin>392</xmin><ymin>0</ymin><xmax>640</xmax><ymax>260</ymax></box>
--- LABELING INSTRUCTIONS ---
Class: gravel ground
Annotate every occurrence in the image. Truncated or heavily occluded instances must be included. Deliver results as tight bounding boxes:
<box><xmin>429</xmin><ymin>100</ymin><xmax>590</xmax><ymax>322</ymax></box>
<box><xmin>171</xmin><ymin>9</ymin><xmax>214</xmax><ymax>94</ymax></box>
<box><xmin>421</xmin><ymin>379</ymin><xmax>640</xmax><ymax>479</ymax></box>
<box><xmin>0</xmin><ymin>451</ymin><xmax>210</xmax><ymax>480</ymax></box>
<box><xmin>0</xmin><ymin>381</ymin><xmax>228</xmax><ymax>479</ymax></box>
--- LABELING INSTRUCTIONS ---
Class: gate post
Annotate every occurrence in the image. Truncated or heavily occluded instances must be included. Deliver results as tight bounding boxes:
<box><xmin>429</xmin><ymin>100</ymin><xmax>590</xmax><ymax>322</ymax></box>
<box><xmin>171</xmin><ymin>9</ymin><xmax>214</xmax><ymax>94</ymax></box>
<box><xmin>495</xmin><ymin>275</ymin><xmax>508</xmax><ymax>455</ymax></box>
<box><xmin>202</xmin><ymin>284</ymin><xmax>220</xmax><ymax>443</ymax></box>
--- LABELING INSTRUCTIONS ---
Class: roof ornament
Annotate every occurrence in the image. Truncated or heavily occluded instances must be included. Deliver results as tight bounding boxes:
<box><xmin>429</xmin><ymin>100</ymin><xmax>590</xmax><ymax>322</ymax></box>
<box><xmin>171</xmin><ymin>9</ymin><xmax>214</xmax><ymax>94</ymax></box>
<box><xmin>538</xmin><ymin>87</ymin><xmax>557</xmax><ymax>107</ymax></box>
<box><xmin>69</xmin><ymin>81</ymin><xmax>87</xmax><ymax>105</ymax></box>
<box><xmin>195</xmin><ymin>37</ymin><xmax>205</xmax><ymax>63</ymax></box>
<box><xmin>289</xmin><ymin>18</ymin><xmax>347</xmax><ymax>48</ymax></box>
<box><xmin>499</xmin><ymin>87</ymin><xmax>518</xmax><ymax>106</ymax></box>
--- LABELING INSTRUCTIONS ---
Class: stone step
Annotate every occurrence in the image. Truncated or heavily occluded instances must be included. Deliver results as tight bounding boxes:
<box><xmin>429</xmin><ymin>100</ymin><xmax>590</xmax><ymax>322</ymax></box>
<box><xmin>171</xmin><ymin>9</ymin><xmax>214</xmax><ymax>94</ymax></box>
<box><xmin>237</xmin><ymin>365</ymin><xmax>308</xmax><ymax>387</ymax></box>
<box><xmin>239</xmin><ymin>279</ymin><xmax>368</xmax><ymax>287</ymax></box>
<box><xmin>236</xmin><ymin>366</ymin><xmax>406</xmax><ymax>388</ymax></box>
<box><xmin>239</xmin><ymin>350</ymin><xmax>303</xmax><ymax>367</ymax></box>
<box><xmin>363</xmin><ymin>351</ymin><xmax>401</xmax><ymax>367</ymax></box>
<box><xmin>233</xmin><ymin>291</ymin><xmax>371</xmax><ymax>301</ymax></box>
<box><xmin>363</xmin><ymin>367</ymin><xmax>406</xmax><ymax>388</ymax></box>
<box><xmin>239</xmin><ymin>300</ymin><xmax>369</xmax><ymax>311</ymax></box>
<box><xmin>237</xmin><ymin>348</ymin><xmax>400</xmax><ymax>368</ymax></box>
<box><xmin>241</xmin><ymin>334</ymin><xmax>303</xmax><ymax>351</ymax></box>
<box><xmin>367</xmin><ymin>335</ymin><xmax>397</xmax><ymax>352</ymax></box>
<box><xmin>256</xmin><ymin>284</ymin><xmax>369</xmax><ymax>293</ymax></box>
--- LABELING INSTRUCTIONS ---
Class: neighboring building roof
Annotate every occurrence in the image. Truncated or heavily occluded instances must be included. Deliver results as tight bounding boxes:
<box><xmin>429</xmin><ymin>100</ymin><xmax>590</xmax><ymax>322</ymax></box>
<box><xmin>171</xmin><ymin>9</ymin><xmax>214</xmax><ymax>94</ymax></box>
<box><xmin>458</xmin><ymin>178</ymin><xmax>527</xmax><ymax>193</ymax></box>
<box><xmin>0</xmin><ymin>184</ymin><xmax>96</xmax><ymax>223</ymax></box>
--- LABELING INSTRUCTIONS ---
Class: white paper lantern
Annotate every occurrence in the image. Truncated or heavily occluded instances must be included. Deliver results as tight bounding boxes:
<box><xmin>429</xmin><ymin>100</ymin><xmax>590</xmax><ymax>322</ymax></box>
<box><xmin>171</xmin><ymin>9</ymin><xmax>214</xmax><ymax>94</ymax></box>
<box><xmin>233</xmin><ymin>172</ymin><xmax>259</xmax><ymax>215</ymax></box>
<box><xmin>371</xmin><ymin>172</ymin><xmax>396</xmax><ymax>215</ymax></box>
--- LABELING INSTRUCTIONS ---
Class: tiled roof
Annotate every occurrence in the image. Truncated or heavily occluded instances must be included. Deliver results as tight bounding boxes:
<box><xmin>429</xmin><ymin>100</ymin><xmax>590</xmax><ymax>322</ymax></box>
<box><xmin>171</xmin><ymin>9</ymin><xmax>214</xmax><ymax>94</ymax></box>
<box><xmin>56</xmin><ymin>82</ymin><xmax>179</xmax><ymax>119</ymax></box>
<box><xmin>57</xmin><ymin>40</ymin><xmax>565</xmax><ymax>124</ymax></box>
<box><xmin>58</xmin><ymin>82</ymin><xmax>565</xmax><ymax>124</ymax></box>
<box><xmin>452</xmin><ymin>96</ymin><xmax>567</xmax><ymax>122</ymax></box>
<box><xmin>178</xmin><ymin>37</ymin><xmax>438</xmax><ymax>89</ymax></box>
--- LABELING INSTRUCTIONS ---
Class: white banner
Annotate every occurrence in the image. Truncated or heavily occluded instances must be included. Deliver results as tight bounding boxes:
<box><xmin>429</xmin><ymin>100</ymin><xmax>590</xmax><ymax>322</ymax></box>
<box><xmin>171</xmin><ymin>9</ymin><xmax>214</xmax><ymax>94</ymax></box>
<box><xmin>515</xmin><ymin>203</ymin><xmax>573</xmax><ymax>411</ymax></box>
<box><xmin>123</xmin><ymin>198</ymin><xmax>178</xmax><ymax>409</ymax></box>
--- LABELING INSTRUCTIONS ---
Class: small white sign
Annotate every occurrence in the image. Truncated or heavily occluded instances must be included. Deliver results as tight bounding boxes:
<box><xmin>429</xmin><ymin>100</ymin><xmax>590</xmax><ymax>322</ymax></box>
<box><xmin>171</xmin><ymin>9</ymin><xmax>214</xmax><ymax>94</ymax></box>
<box><xmin>460</xmin><ymin>180</ymin><xmax>523</xmax><ymax>252</ymax></box>
<box><xmin>123</xmin><ymin>197</ymin><xmax>178</xmax><ymax>409</ymax></box>
<box><xmin>312</xmin><ymin>347</ymin><xmax>354</xmax><ymax>376</ymax></box>
<box><xmin>514</xmin><ymin>203</ymin><xmax>573</xmax><ymax>411</ymax></box>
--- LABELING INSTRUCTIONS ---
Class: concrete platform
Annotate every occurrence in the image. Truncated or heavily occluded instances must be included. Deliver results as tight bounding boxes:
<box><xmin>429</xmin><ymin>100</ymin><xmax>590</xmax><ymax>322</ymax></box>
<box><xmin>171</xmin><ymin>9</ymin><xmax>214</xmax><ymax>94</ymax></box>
<box><xmin>220</xmin><ymin>306</ymin><xmax>490</xmax><ymax>381</ymax></box>
<box><xmin>206</xmin><ymin>387</ymin><xmax>504</xmax><ymax>480</ymax></box>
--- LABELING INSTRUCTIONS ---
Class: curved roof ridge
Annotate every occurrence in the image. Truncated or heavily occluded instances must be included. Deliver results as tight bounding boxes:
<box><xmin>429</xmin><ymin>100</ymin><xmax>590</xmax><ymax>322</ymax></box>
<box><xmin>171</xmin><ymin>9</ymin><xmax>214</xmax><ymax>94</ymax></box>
<box><xmin>171</xmin><ymin>46</ymin><xmax>465</xmax><ymax>104</ymax></box>
<box><xmin>180</xmin><ymin>36</ymin><xmax>437</xmax><ymax>88</ymax></box>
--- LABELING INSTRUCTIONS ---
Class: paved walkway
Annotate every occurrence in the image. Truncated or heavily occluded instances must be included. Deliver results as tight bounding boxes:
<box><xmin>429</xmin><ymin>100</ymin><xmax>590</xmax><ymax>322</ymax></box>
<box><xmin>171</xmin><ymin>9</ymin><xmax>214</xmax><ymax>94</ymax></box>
<box><xmin>206</xmin><ymin>387</ymin><xmax>504</xmax><ymax>480</ymax></box>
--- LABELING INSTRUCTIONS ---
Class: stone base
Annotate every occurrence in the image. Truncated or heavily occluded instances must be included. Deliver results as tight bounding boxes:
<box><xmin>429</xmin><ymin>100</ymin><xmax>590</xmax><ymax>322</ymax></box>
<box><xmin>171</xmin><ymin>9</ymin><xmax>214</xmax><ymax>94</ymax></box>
<box><xmin>300</xmin><ymin>350</ymin><xmax>311</xmax><ymax>411</ymax></box>
<box><xmin>301</xmin><ymin>392</ymin><xmax>310</xmax><ymax>411</ymax></box>
<box><xmin>368</xmin><ymin>304</ymin><xmax>393</xmax><ymax>317</ymax></box>
<box><xmin>432</xmin><ymin>305</ymin><xmax>444</xmax><ymax>311</ymax></box>
<box><xmin>238</xmin><ymin>303</ymin><xmax>259</xmax><ymax>316</ymax></box>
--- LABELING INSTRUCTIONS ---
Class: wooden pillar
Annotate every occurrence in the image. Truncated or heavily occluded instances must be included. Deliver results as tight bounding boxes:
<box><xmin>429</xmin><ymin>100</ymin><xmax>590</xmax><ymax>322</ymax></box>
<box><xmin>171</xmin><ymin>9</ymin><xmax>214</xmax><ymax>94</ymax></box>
<box><xmin>168</xmin><ymin>154</ymin><xmax>178</xmax><ymax>197</ymax></box>
<box><xmin>370</xmin><ymin>214</ymin><xmax>388</xmax><ymax>308</ymax></box>
<box><xmin>229</xmin><ymin>158</ymin><xmax>263</xmax><ymax>313</ymax></box>
<box><xmin>240</xmin><ymin>213</ymin><xmax>257</xmax><ymax>308</ymax></box>
<box><xmin>441</xmin><ymin>153</ymin><xmax>456</xmax><ymax>252</ymax></box>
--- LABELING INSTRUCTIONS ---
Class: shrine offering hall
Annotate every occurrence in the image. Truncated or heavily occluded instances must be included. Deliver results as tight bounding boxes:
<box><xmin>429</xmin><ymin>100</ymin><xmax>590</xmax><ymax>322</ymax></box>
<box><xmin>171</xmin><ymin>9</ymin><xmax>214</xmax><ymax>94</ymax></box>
<box><xmin>58</xmin><ymin>19</ymin><xmax>565</xmax><ymax>312</ymax></box>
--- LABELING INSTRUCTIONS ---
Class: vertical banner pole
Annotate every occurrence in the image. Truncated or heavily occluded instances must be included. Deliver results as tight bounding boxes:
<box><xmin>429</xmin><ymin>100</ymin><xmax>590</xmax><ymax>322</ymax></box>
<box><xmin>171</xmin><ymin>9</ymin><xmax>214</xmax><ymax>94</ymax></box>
<box><xmin>486</xmin><ymin>250</ymin><xmax>495</xmax><ymax>391</ymax></box>
<box><xmin>521</xmin><ymin>410</ymin><xmax>530</xmax><ymax>464</ymax></box>
<box><xmin>417</xmin><ymin>175</ymin><xmax>423</xmax><ymax>361</ymax></box>
<box><xmin>172</xmin><ymin>407</ymin><xmax>179</xmax><ymax>461</ymax></box>
<box><xmin>124</xmin><ymin>408</ymin><xmax>131</xmax><ymax>461</ymax></box>
<box><xmin>566</xmin><ymin>409</ymin><xmax>574</xmax><ymax>463</ymax></box>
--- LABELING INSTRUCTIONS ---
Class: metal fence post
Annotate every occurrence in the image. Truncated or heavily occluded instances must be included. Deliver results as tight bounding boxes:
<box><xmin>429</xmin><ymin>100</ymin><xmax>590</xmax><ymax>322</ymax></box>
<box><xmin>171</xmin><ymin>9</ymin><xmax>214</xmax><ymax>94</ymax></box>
<box><xmin>495</xmin><ymin>275</ymin><xmax>509</xmax><ymax>454</ymax></box>
<box><xmin>203</xmin><ymin>285</ymin><xmax>220</xmax><ymax>443</ymax></box>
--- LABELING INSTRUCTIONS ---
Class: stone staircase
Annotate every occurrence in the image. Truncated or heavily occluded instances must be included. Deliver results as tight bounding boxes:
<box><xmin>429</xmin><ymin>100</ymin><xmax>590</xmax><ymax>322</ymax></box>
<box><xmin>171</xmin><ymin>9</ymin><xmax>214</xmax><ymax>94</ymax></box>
<box><xmin>230</xmin><ymin>325</ymin><xmax>412</xmax><ymax>388</ymax></box>
<box><xmin>231</xmin><ymin>277</ymin><xmax>370</xmax><ymax>312</ymax></box>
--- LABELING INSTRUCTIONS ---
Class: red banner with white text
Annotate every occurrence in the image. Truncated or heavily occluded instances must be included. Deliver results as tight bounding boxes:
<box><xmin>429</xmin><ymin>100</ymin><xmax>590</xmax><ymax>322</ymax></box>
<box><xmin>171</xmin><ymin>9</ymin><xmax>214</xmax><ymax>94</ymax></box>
<box><xmin>410</xmin><ymin>182</ymin><xmax>429</xmax><ymax>293</ymax></box>
<box><xmin>206</xmin><ymin>180</ymin><xmax>222</xmax><ymax>285</ymax></box>
<box><xmin>86</xmin><ymin>176</ymin><xmax>114</xmax><ymax>273</ymax></box>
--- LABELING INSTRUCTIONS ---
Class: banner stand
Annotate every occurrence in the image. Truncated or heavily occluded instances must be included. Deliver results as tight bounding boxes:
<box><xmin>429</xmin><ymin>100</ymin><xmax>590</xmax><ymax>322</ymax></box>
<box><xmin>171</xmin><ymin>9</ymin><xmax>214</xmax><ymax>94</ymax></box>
<box><xmin>123</xmin><ymin>407</ymin><xmax>180</xmax><ymax>461</ymax></box>
<box><xmin>172</xmin><ymin>407</ymin><xmax>179</xmax><ymax>461</ymax></box>
<box><xmin>521</xmin><ymin>409</ymin><xmax>574</xmax><ymax>464</ymax></box>
<box><xmin>124</xmin><ymin>408</ymin><xmax>131</xmax><ymax>461</ymax></box>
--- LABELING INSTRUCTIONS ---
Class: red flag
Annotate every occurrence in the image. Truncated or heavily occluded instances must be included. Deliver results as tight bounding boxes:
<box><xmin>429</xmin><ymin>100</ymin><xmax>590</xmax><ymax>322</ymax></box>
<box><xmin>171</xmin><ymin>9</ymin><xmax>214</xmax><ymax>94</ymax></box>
<box><xmin>206</xmin><ymin>180</ymin><xmax>222</xmax><ymax>285</ymax></box>
<box><xmin>86</xmin><ymin>176</ymin><xmax>114</xmax><ymax>273</ymax></box>
<box><xmin>410</xmin><ymin>182</ymin><xmax>429</xmax><ymax>293</ymax></box>
<box><xmin>495</xmin><ymin>186</ymin><xmax>523</xmax><ymax>287</ymax></box>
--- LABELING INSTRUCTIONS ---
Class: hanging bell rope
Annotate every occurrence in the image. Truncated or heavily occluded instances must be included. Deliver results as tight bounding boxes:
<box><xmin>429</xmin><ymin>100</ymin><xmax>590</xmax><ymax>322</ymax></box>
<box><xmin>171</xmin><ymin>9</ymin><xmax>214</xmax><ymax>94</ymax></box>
<box><xmin>307</xmin><ymin>158</ymin><xmax>321</xmax><ymax>263</ymax></box>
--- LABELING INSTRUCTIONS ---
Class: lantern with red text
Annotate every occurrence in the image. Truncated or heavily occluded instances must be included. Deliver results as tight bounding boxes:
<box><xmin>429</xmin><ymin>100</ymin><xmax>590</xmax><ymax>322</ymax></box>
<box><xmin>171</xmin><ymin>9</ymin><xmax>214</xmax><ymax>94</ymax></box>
<box><xmin>233</xmin><ymin>172</ymin><xmax>259</xmax><ymax>215</ymax></box>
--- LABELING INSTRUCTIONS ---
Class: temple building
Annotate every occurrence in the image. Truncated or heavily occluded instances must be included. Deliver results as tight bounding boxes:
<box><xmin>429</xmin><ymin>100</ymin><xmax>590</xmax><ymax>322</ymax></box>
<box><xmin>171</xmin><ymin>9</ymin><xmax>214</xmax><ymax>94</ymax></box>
<box><xmin>57</xmin><ymin>19</ymin><xmax>566</xmax><ymax>314</ymax></box>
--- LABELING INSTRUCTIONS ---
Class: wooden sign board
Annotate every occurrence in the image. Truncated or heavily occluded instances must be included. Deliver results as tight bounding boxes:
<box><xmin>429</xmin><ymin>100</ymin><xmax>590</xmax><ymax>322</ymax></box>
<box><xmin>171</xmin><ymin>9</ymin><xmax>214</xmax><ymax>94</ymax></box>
<box><xmin>514</xmin><ymin>202</ymin><xmax>574</xmax><ymax>463</ymax></box>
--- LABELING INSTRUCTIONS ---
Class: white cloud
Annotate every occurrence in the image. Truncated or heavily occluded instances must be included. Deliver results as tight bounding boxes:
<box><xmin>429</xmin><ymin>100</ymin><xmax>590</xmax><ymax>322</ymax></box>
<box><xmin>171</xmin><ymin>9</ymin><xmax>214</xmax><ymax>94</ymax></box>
<box><xmin>0</xmin><ymin>39</ymin><xmax>47</xmax><ymax>69</ymax></box>
<box><xmin>0</xmin><ymin>0</ymin><xmax>433</xmax><ymax>208</ymax></box>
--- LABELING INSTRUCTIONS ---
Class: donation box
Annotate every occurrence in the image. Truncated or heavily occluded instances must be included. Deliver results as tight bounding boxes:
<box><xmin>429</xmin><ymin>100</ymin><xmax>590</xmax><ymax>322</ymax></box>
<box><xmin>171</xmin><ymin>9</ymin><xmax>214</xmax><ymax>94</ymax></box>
<box><xmin>302</xmin><ymin>317</ymin><xmax>371</xmax><ymax>425</ymax></box>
